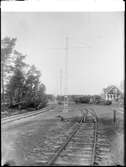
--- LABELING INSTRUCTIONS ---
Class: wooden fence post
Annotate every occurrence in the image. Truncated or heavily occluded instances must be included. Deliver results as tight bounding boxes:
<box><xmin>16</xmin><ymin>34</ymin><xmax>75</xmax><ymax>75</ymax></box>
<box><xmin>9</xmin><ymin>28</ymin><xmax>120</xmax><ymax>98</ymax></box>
<box><xmin>113</xmin><ymin>109</ymin><xmax>117</xmax><ymax>127</ymax></box>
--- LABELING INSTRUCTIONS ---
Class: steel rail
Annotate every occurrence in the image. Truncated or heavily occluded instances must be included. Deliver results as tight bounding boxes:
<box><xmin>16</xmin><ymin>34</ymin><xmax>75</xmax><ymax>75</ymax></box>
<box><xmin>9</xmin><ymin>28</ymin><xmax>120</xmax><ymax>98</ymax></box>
<box><xmin>91</xmin><ymin>121</ymin><xmax>97</xmax><ymax>166</ymax></box>
<box><xmin>2</xmin><ymin>105</ymin><xmax>55</xmax><ymax>120</ymax></box>
<box><xmin>47</xmin><ymin>110</ymin><xmax>87</xmax><ymax>166</ymax></box>
<box><xmin>47</xmin><ymin>107</ymin><xmax>98</xmax><ymax>166</ymax></box>
<box><xmin>85</xmin><ymin>107</ymin><xmax>98</xmax><ymax>166</ymax></box>
<box><xmin>1</xmin><ymin>105</ymin><xmax>56</xmax><ymax>125</ymax></box>
<box><xmin>2</xmin><ymin>106</ymin><xmax>50</xmax><ymax>121</ymax></box>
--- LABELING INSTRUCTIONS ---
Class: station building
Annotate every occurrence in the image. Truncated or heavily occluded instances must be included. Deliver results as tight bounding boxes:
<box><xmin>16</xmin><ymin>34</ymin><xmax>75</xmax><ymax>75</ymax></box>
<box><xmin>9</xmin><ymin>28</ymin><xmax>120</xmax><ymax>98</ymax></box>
<box><xmin>103</xmin><ymin>85</ymin><xmax>122</xmax><ymax>101</ymax></box>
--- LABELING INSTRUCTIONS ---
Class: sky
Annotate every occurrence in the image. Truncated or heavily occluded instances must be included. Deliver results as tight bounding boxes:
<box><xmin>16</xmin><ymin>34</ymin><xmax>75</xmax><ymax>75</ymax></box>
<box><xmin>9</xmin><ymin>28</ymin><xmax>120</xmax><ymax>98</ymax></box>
<box><xmin>1</xmin><ymin>12</ymin><xmax>124</xmax><ymax>95</ymax></box>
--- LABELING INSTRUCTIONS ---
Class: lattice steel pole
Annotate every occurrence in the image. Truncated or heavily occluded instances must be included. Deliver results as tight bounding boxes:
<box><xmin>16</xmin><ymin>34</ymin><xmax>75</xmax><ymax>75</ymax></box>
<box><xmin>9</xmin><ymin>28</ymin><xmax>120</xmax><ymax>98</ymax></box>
<box><xmin>63</xmin><ymin>37</ymin><xmax>69</xmax><ymax>112</ymax></box>
<box><xmin>60</xmin><ymin>69</ymin><xmax>63</xmax><ymax>96</ymax></box>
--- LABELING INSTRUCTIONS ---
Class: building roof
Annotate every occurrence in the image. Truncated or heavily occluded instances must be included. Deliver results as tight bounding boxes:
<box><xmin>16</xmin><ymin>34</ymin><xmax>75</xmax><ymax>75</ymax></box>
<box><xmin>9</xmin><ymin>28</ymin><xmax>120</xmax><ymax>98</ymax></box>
<box><xmin>104</xmin><ymin>85</ymin><xmax>122</xmax><ymax>95</ymax></box>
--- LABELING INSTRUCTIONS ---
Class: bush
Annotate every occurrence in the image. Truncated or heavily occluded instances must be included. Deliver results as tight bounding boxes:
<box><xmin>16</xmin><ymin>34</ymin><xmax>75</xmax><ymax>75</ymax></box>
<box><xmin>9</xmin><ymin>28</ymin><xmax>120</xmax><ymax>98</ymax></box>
<box><xmin>105</xmin><ymin>100</ymin><xmax>112</xmax><ymax>105</ymax></box>
<box><xmin>8</xmin><ymin>95</ymin><xmax>48</xmax><ymax>110</ymax></box>
<box><xmin>36</xmin><ymin>101</ymin><xmax>47</xmax><ymax>110</ymax></box>
<box><xmin>73</xmin><ymin>96</ymin><xmax>90</xmax><ymax>104</ymax></box>
<box><xmin>79</xmin><ymin>96</ymin><xmax>90</xmax><ymax>103</ymax></box>
<box><xmin>74</xmin><ymin>98</ymin><xmax>80</xmax><ymax>104</ymax></box>
<box><xmin>24</xmin><ymin>98</ymin><xmax>47</xmax><ymax>110</ymax></box>
<box><xmin>95</xmin><ymin>100</ymin><xmax>101</xmax><ymax>104</ymax></box>
<box><xmin>27</xmin><ymin>108</ymin><xmax>35</xmax><ymax>111</ymax></box>
<box><xmin>93</xmin><ymin>95</ymin><xmax>101</xmax><ymax>104</ymax></box>
<box><xmin>58</xmin><ymin>101</ymin><xmax>63</xmax><ymax>105</ymax></box>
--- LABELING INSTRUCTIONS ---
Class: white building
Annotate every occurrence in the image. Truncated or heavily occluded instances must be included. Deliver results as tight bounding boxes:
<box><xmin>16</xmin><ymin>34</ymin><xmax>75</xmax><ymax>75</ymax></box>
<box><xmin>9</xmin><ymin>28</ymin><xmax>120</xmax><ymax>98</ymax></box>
<box><xmin>103</xmin><ymin>85</ymin><xmax>122</xmax><ymax>101</ymax></box>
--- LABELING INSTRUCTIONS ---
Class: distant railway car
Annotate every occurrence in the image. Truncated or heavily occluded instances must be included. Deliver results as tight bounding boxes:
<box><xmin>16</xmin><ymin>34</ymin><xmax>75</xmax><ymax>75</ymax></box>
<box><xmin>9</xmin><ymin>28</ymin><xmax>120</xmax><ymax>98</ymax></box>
<box><xmin>90</xmin><ymin>96</ymin><xmax>112</xmax><ymax>105</ymax></box>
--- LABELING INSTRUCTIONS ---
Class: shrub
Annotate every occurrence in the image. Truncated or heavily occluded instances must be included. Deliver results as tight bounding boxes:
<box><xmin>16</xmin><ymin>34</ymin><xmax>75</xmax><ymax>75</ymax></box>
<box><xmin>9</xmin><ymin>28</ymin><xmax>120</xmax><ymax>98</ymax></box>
<box><xmin>79</xmin><ymin>96</ymin><xmax>90</xmax><ymax>103</ymax></box>
<box><xmin>73</xmin><ymin>96</ymin><xmax>90</xmax><ymax>104</ymax></box>
<box><xmin>105</xmin><ymin>100</ymin><xmax>112</xmax><ymax>105</ymax></box>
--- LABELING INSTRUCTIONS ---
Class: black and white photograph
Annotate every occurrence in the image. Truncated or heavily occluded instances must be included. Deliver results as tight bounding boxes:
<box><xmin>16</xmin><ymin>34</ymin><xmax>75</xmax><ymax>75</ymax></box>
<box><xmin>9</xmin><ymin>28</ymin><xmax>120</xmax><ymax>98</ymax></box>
<box><xmin>1</xmin><ymin>0</ymin><xmax>125</xmax><ymax>166</ymax></box>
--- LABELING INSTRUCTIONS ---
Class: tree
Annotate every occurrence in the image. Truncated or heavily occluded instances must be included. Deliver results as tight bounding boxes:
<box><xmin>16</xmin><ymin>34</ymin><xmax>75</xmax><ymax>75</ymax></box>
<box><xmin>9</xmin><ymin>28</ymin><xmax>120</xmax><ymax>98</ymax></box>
<box><xmin>6</xmin><ymin>69</ymin><xmax>25</xmax><ymax>107</ymax></box>
<box><xmin>13</xmin><ymin>50</ymin><xmax>28</xmax><ymax>71</ymax></box>
<box><xmin>1</xmin><ymin>37</ymin><xmax>17</xmax><ymax>82</ymax></box>
<box><xmin>1</xmin><ymin>37</ymin><xmax>16</xmax><ymax>111</ymax></box>
<box><xmin>25</xmin><ymin>65</ymin><xmax>40</xmax><ymax>99</ymax></box>
<box><xmin>25</xmin><ymin>65</ymin><xmax>40</xmax><ymax>102</ymax></box>
<box><xmin>23</xmin><ymin>65</ymin><xmax>47</xmax><ymax>109</ymax></box>
<box><xmin>6</xmin><ymin>52</ymin><xmax>27</xmax><ymax>107</ymax></box>
<box><xmin>3</xmin><ymin>37</ymin><xmax>47</xmax><ymax>111</ymax></box>
<box><xmin>6</xmin><ymin>56</ymin><xmax>47</xmax><ymax>109</ymax></box>
<box><xmin>1</xmin><ymin>37</ymin><xmax>16</xmax><ymax>63</ymax></box>
<box><xmin>35</xmin><ymin>83</ymin><xmax>47</xmax><ymax>109</ymax></box>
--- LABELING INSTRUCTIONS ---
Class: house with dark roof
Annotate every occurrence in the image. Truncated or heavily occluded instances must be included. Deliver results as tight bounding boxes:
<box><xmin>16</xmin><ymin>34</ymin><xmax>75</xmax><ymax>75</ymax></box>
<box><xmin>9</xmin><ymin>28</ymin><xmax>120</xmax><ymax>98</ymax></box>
<box><xmin>103</xmin><ymin>85</ymin><xmax>122</xmax><ymax>101</ymax></box>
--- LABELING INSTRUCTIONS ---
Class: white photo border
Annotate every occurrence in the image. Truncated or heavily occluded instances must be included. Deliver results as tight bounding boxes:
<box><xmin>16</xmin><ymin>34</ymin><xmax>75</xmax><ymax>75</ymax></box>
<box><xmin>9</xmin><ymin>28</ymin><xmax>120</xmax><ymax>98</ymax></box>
<box><xmin>1</xmin><ymin>0</ymin><xmax>125</xmax><ymax>12</ymax></box>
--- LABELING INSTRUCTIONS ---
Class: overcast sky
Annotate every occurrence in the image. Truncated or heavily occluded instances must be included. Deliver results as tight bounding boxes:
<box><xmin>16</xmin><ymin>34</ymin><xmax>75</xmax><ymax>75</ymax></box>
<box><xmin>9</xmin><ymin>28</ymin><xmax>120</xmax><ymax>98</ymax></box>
<box><xmin>1</xmin><ymin>12</ymin><xmax>124</xmax><ymax>95</ymax></box>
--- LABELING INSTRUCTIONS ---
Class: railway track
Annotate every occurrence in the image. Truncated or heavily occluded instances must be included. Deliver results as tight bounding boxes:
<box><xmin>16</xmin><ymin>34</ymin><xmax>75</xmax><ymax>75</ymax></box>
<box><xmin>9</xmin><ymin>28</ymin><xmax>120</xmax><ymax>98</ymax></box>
<box><xmin>46</xmin><ymin>108</ymin><xmax>98</xmax><ymax>166</ymax></box>
<box><xmin>1</xmin><ymin>104</ymin><xmax>56</xmax><ymax>125</ymax></box>
<box><xmin>2</xmin><ymin>106</ymin><xmax>114</xmax><ymax>166</ymax></box>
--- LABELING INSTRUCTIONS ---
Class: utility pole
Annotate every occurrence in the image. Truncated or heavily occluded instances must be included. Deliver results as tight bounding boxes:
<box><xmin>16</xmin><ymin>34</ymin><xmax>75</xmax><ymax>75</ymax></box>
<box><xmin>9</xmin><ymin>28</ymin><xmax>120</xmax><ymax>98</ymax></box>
<box><xmin>47</xmin><ymin>37</ymin><xmax>91</xmax><ymax>112</ymax></box>
<box><xmin>63</xmin><ymin>37</ymin><xmax>69</xmax><ymax>112</ymax></box>
<box><xmin>55</xmin><ymin>75</ymin><xmax>58</xmax><ymax>104</ymax></box>
<box><xmin>60</xmin><ymin>69</ymin><xmax>63</xmax><ymax>96</ymax></box>
<box><xmin>1</xmin><ymin>61</ymin><xmax>5</xmax><ymax>113</ymax></box>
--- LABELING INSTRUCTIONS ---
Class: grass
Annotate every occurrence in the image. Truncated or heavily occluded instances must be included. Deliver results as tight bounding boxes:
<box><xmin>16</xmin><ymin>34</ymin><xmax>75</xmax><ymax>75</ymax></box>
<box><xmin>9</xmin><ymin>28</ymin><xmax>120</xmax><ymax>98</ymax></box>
<box><xmin>1</xmin><ymin>107</ymin><xmax>46</xmax><ymax>119</ymax></box>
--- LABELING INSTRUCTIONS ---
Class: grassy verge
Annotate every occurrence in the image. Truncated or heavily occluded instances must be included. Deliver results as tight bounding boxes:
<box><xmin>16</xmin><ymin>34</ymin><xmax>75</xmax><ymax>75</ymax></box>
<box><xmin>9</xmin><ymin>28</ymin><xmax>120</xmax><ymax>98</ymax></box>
<box><xmin>97</xmin><ymin>110</ymin><xmax>124</xmax><ymax>165</ymax></box>
<box><xmin>1</xmin><ymin>107</ymin><xmax>44</xmax><ymax>119</ymax></box>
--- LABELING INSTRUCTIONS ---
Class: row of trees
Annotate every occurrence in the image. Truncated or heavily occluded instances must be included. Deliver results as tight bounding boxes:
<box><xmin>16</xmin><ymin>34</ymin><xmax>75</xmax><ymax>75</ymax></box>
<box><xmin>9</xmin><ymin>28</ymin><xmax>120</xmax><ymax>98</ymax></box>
<box><xmin>56</xmin><ymin>95</ymin><xmax>112</xmax><ymax>105</ymax></box>
<box><xmin>56</xmin><ymin>95</ymin><xmax>91</xmax><ymax>104</ymax></box>
<box><xmin>1</xmin><ymin>37</ymin><xmax>47</xmax><ymax>111</ymax></box>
